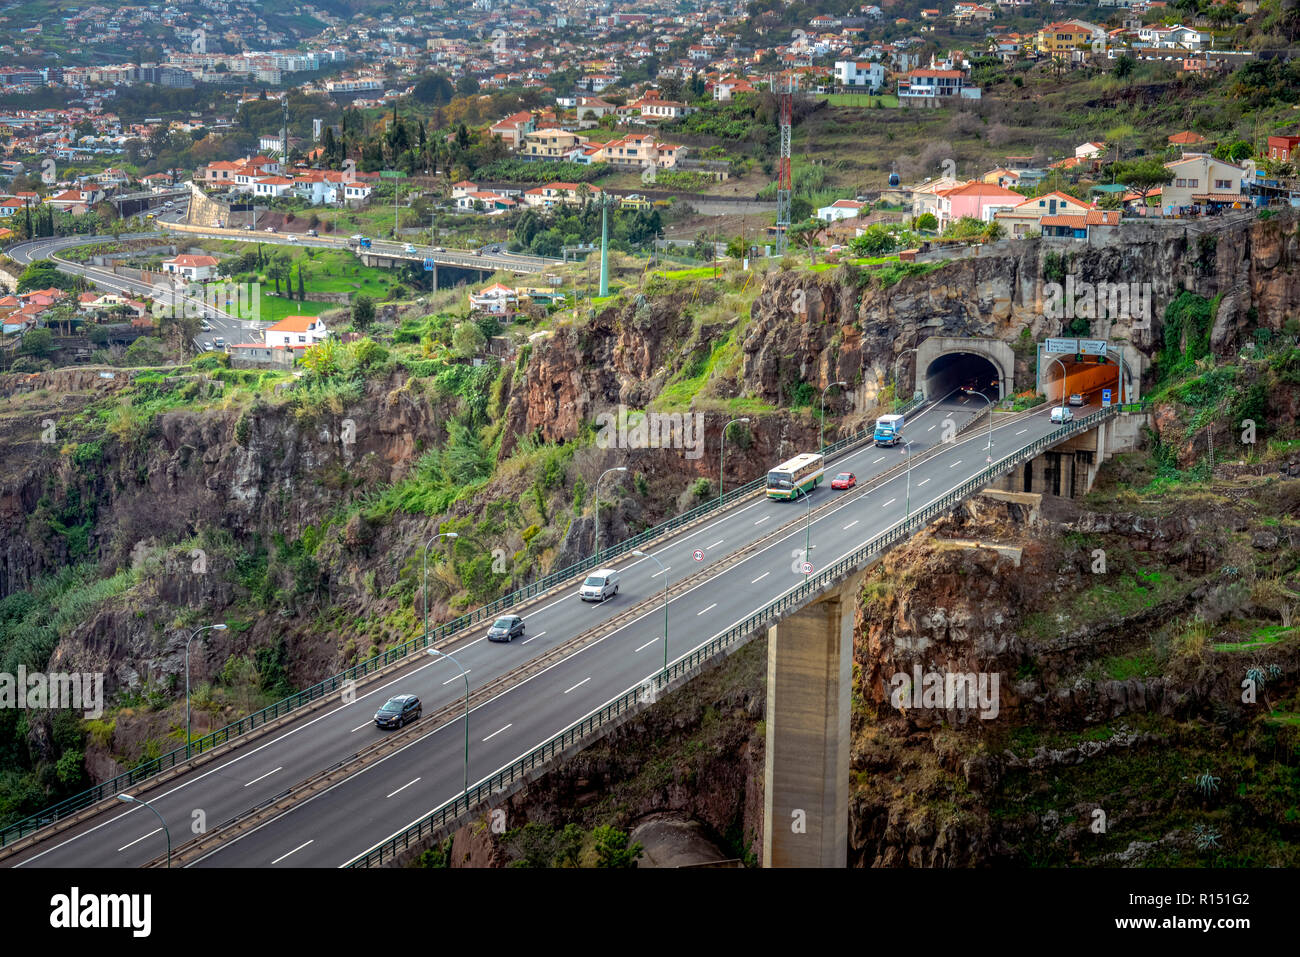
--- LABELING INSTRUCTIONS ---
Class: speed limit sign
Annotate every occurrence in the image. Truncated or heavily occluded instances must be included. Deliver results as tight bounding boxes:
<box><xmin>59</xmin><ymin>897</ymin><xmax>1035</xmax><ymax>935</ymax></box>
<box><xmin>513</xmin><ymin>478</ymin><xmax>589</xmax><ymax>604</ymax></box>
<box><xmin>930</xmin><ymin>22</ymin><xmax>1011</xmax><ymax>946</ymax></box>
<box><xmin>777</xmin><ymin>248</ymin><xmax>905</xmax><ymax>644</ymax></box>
<box><xmin>692</xmin><ymin>549</ymin><xmax>704</xmax><ymax>562</ymax></box>
<box><xmin>801</xmin><ymin>561</ymin><xmax>813</xmax><ymax>575</ymax></box>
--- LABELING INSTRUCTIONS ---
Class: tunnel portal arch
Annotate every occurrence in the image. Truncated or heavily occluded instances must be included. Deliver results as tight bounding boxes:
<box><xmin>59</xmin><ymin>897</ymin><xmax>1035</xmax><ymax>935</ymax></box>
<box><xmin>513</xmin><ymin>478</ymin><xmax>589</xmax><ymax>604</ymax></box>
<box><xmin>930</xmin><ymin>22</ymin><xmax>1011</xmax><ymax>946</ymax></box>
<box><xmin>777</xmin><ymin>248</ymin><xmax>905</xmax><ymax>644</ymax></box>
<box><xmin>914</xmin><ymin>336</ymin><xmax>1015</xmax><ymax>401</ymax></box>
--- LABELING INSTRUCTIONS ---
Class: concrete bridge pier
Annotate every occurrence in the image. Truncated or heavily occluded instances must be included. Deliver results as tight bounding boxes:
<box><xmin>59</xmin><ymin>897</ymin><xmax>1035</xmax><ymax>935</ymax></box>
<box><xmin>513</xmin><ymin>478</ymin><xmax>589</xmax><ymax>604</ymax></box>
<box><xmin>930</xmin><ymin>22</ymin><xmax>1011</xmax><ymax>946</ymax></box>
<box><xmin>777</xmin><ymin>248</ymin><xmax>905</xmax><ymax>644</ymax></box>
<box><xmin>762</xmin><ymin>570</ymin><xmax>864</xmax><ymax>868</ymax></box>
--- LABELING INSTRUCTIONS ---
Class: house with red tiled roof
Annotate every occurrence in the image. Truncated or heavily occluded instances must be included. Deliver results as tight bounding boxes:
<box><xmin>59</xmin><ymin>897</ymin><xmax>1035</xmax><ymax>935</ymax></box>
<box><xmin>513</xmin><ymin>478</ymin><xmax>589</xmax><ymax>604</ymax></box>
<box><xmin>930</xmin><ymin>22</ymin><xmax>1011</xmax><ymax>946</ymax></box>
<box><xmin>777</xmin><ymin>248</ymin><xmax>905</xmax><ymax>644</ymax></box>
<box><xmin>162</xmin><ymin>254</ymin><xmax>219</xmax><ymax>281</ymax></box>
<box><xmin>491</xmin><ymin>110</ymin><xmax>536</xmax><ymax>149</ymax></box>
<box><xmin>522</xmin><ymin>182</ymin><xmax>604</xmax><ymax>208</ymax></box>
<box><xmin>1167</xmin><ymin>130</ymin><xmax>1206</xmax><ymax>147</ymax></box>
<box><xmin>994</xmin><ymin>191</ymin><xmax>1092</xmax><ymax>236</ymax></box>
<box><xmin>937</xmin><ymin>181</ymin><xmax>1024</xmax><ymax>228</ymax></box>
<box><xmin>264</xmin><ymin>314</ymin><xmax>329</xmax><ymax>348</ymax></box>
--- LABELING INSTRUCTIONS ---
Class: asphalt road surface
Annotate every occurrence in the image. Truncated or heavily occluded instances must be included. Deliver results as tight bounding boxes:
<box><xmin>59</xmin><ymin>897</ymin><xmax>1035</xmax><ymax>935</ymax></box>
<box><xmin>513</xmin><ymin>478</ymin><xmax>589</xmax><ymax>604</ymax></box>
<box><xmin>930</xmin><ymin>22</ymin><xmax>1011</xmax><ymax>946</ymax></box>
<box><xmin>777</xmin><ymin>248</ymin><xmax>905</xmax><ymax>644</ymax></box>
<box><xmin>7</xmin><ymin>391</ymin><xmax>1102</xmax><ymax>868</ymax></box>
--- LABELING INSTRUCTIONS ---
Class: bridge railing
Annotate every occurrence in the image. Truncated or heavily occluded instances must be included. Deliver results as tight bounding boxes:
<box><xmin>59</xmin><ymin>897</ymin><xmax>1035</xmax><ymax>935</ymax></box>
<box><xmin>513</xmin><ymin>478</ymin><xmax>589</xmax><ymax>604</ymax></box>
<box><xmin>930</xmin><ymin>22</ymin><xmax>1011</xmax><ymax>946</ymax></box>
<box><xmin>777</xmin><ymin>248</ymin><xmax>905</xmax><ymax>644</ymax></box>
<box><xmin>345</xmin><ymin>402</ymin><xmax>1138</xmax><ymax>866</ymax></box>
<box><xmin>0</xmin><ymin>392</ymin><xmax>927</xmax><ymax>849</ymax></box>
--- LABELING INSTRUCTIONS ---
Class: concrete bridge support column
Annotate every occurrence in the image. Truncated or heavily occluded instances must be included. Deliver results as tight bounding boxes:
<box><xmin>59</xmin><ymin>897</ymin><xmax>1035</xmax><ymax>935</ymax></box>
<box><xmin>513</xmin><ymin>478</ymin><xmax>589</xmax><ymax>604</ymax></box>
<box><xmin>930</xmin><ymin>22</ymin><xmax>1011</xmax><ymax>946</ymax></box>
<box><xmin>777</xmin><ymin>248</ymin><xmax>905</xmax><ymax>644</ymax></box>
<box><xmin>762</xmin><ymin>572</ymin><xmax>862</xmax><ymax>868</ymax></box>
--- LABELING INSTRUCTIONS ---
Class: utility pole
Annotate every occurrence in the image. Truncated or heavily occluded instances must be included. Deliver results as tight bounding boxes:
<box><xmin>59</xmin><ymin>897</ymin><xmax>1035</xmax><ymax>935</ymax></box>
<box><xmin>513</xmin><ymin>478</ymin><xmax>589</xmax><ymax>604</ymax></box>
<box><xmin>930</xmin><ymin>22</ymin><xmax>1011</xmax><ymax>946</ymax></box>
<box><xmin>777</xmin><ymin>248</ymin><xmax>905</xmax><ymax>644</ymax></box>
<box><xmin>772</xmin><ymin>72</ymin><xmax>794</xmax><ymax>257</ymax></box>
<box><xmin>598</xmin><ymin>194</ymin><xmax>609</xmax><ymax>297</ymax></box>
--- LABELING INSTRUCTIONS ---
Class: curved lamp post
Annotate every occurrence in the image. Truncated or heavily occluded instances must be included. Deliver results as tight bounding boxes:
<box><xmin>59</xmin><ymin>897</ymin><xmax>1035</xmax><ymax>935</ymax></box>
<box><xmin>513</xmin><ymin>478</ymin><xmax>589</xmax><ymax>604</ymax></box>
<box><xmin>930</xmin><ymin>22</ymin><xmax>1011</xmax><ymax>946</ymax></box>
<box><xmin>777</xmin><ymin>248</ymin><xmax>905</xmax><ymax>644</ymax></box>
<box><xmin>593</xmin><ymin>466</ymin><xmax>627</xmax><ymax>563</ymax></box>
<box><xmin>899</xmin><ymin>437</ymin><xmax>914</xmax><ymax>521</ymax></box>
<box><xmin>422</xmin><ymin>532</ymin><xmax>459</xmax><ymax>647</ymax></box>
<box><xmin>632</xmin><ymin>549</ymin><xmax>669</xmax><ymax>682</ymax></box>
<box><xmin>719</xmin><ymin>417</ymin><xmax>750</xmax><ymax>506</ymax></box>
<box><xmin>185</xmin><ymin>623</ymin><xmax>227</xmax><ymax>759</ymax></box>
<box><xmin>892</xmin><ymin>347</ymin><xmax>919</xmax><ymax>410</ymax></box>
<box><xmin>118</xmin><ymin>794</ymin><xmax>170</xmax><ymax>867</ymax></box>
<box><xmin>820</xmin><ymin>381</ymin><xmax>847</xmax><ymax>451</ymax></box>
<box><xmin>1047</xmin><ymin>355</ymin><xmax>1070</xmax><ymax>418</ymax></box>
<box><xmin>427</xmin><ymin>647</ymin><xmax>470</xmax><ymax>801</ymax></box>
<box><xmin>962</xmin><ymin>387</ymin><xmax>994</xmax><ymax>461</ymax></box>
<box><xmin>794</xmin><ymin>483</ymin><xmax>814</xmax><ymax>576</ymax></box>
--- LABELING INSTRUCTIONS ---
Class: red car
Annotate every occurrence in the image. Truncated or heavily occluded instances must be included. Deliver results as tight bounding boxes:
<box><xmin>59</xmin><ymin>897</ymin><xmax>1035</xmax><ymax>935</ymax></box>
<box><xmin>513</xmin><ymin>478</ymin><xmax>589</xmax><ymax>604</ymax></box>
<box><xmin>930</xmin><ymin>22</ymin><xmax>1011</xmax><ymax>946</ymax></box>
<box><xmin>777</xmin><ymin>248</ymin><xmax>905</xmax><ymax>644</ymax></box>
<box><xmin>831</xmin><ymin>472</ymin><xmax>857</xmax><ymax>490</ymax></box>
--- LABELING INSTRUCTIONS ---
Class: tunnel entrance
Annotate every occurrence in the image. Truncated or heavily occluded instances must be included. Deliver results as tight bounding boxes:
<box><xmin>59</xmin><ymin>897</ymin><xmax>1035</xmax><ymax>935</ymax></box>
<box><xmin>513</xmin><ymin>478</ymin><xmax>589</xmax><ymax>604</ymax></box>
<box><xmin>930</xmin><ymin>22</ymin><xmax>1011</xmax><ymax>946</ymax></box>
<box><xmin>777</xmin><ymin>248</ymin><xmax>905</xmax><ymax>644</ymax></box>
<box><xmin>924</xmin><ymin>351</ymin><xmax>1002</xmax><ymax>403</ymax></box>
<box><xmin>1042</xmin><ymin>357</ymin><xmax>1122</xmax><ymax>404</ymax></box>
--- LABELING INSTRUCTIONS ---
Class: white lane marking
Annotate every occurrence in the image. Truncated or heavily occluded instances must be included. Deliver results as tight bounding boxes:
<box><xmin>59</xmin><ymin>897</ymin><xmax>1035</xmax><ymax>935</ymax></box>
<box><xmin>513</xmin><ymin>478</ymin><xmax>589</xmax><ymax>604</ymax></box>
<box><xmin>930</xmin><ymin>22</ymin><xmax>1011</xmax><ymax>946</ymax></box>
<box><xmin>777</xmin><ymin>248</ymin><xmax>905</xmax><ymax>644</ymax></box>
<box><xmin>244</xmin><ymin>766</ymin><xmax>283</xmax><ymax>788</ymax></box>
<box><xmin>705</xmin><ymin>540</ymin><xmax>724</xmax><ymax>549</ymax></box>
<box><xmin>697</xmin><ymin>603</ymin><xmax>717</xmax><ymax>616</ymax></box>
<box><xmin>386</xmin><ymin>778</ymin><xmax>420</xmax><ymax>799</ymax></box>
<box><xmin>927</xmin><ymin>424</ymin><xmax>936</xmax><ymax>431</ymax></box>
<box><xmin>1016</xmin><ymin>429</ymin><xmax>1028</xmax><ymax>436</ymax></box>
<box><xmin>563</xmin><ymin>677</ymin><xmax>591</xmax><ymax>694</ymax></box>
<box><xmin>872</xmin><ymin>456</ymin><xmax>885</xmax><ymax>464</ymax></box>
<box><xmin>751</xmin><ymin>571</ymin><xmax>770</xmax><ymax>583</ymax></box>
<box><xmin>443</xmin><ymin>670</ymin><xmax>471</xmax><ymax>685</ymax></box>
<box><xmin>843</xmin><ymin>520</ymin><xmax>859</xmax><ymax>530</ymax></box>
<box><xmin>754</xmin><ymin>516</ymin><xmax>770</xmax><ymax>525</ymax></box>
<box><xmin>650</xmin><ymin>566</ymin><xmax>671</xmax><ymax>578</ymax></box>
<box><xmin>117</xmin><ymin>828</ymin><xmax>162</xmax><ymax>852</ymax></box>
<box><xmin>521</xmin><ymin>631</ymin><xmax>545</xmax><ymax>645</ymax></box>
<box><xmin>634</xmin><ymin>637</ymin><xmax>659</xmax><ymax>652</ymax></box>
<box><xmin>106</xmin><ymin>402</ymin><xmax>1035</xmax><ymax>867</ymax></box>
<box><xmin>482</xmin><ymin>724</ymin><xmax>512</xmax><ymax>742</ymax></box>
<box><xmin>949</xmin><ymin>460</ymin><xmax>962</xmax><ymax>468</ymax></box>
<box><xmin>917</xmin><ymin>478</ymin><xmax>931</xmax><ymax>487</ymax></box>
<box><xmin>881</xmin><ymin>498</ymin><xmax>896</xmax><ymax>508</ymax></box>
<box><xmin>350</xmin><ymin>721</ymin><xmax>372</xmax><ymax>733</ymax></box>
<box><xmin>271</xmin><ymin>840</ymin><xmax>313</xmax><ymax>865</ymax></box>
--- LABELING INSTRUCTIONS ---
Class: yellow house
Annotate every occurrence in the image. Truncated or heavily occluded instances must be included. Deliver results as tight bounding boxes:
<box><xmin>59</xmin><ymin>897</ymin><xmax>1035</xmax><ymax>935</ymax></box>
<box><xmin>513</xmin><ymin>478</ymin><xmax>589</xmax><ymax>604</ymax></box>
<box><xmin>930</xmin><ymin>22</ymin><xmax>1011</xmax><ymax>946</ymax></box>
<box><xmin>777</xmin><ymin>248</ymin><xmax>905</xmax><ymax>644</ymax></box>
<box><xmin>1037</xmin><ymin>22</ymin><xmax>1092</xmax><ymax>54</ymax></box>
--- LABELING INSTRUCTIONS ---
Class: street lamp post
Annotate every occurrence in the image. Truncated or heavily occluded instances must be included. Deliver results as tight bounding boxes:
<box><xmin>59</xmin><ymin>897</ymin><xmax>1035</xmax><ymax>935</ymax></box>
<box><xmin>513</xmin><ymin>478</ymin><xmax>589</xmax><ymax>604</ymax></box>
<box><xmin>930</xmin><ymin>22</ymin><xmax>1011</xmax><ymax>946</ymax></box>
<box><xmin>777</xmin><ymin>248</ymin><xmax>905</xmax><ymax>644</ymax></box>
<box><xmin>632</xmin><ymin>550</ymin><xmax>669</xmax><ymax>682</ymax></box>
<box><xmin>118</xmin><ymin>794</ymin><xmax>170</xmax><ymax>867</ymax></box>
<box><xmin>820</xmin><ymin>381</ymin><xmax>847</xmax><ymax>451</ymax></box>
<box><xmin>427</xmin><ymin>647</ymin><xmax>470</xmax><ymax>800</ymax></box>
<box><xmin>794</xmin><ymin>483</ymin><xmax>814</xmax><ymax>575</ymax></box>
<box><xmin>719</xmin><ymin>417</ymin><xmax>750</xmax><ymax>506</ymax></box>
<box><xmin>900</xmin><ymin>437</ymin><xmax>914</xmax><ymax>521</ymax></box>
<box><xmin>185</xmin><ymin>623</ymin><xmax>227</xmax><ymax>759</ymax></box>
<box><xmin>963</xmin><ymin>387</ymin><xmax>994</xmax><ymax>459</ymax></box>
<box><xmin>422</xmin><ymin>532</ymin><xmax>459</xmax><ymax>647</ymax></box>
<box><xmin>892</xmin><ymin>348</ymin><xmax>919</xmax><ymax>410</ymax></box>
<box><xmin>1047</xmin><ymin>355</ymin><xmax>1070</xmax><ymax>417</ymax></box>
<box><xmin>593</xmin><ymin>466</ymin><xmax>628</xmax><ymax>562</ymax></box>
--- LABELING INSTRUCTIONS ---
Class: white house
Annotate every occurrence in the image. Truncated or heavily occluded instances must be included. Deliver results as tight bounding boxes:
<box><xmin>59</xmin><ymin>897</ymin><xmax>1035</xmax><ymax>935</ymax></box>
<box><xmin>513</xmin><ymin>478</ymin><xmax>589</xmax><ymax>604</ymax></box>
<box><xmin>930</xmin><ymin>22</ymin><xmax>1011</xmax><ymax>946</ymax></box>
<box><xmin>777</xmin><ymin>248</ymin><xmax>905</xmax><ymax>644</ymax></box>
<box><xmin>817</xmin><ymin>199</ymin><xmax>867</xmax><ymax>222</ymax></box>
<box><xmin>343</xmin><ymin>183</ymin><xmax>372</xmax><ymax>204</ymax></box>
<box><xmin>468</xmin><ymin>282</ymin><xmax>518</xmax><ymax>315</ymax></box>
<box><xmin>834</xmin><ymin>60</ymin><xmax>885</xmax><ymax>90</ymax></box>
<box><xmin>162</xmin><ymin>254</ymin><xmax>219</xmax><ymax>281</ymax></box>
<box><xmin>264</xmin><ymin>314</ymin><xmax>329</xmax><ymax>348</ymax></box>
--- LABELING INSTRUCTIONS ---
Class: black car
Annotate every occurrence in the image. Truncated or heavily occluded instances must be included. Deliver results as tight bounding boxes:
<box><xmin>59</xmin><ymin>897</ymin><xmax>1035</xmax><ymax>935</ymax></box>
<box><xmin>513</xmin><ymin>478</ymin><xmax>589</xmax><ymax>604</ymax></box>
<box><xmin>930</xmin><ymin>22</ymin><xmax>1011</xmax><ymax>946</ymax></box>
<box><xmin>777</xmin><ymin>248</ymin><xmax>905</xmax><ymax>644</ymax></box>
<box><xmin>374</xmin><ymin>694</ymin><xmax>422</xmax><ymax>729</ymax></box>
<box><xmin>487</xmin><ymin>615</ymin><xmax>525</xmax><ymax>642</ymax></box>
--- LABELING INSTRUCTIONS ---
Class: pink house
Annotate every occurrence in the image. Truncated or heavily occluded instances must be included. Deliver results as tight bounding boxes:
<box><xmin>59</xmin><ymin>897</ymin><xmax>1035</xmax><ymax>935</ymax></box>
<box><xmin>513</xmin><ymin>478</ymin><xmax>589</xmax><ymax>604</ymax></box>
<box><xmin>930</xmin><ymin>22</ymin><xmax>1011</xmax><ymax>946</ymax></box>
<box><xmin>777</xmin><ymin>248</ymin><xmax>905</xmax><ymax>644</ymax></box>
<box><xmin>937</xmin><ymin>182</ymin><xmax>1025</xmax><ymax>228</ymax></box>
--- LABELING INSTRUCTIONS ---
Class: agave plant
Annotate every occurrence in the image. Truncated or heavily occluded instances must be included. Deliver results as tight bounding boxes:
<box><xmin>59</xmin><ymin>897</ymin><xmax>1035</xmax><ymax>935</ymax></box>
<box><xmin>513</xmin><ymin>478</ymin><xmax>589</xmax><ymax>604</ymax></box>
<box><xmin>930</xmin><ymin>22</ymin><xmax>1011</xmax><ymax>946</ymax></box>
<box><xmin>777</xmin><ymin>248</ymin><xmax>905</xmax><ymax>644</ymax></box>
<box><xmin>1192</xmin><ymin>824</ymin><xmax>1222</xmax><ymax>851</ymax></box>
<box><xmin>1194</xmin><ymin>770</ymin><xmax>1221</xmax><ymax>797</ymax></box>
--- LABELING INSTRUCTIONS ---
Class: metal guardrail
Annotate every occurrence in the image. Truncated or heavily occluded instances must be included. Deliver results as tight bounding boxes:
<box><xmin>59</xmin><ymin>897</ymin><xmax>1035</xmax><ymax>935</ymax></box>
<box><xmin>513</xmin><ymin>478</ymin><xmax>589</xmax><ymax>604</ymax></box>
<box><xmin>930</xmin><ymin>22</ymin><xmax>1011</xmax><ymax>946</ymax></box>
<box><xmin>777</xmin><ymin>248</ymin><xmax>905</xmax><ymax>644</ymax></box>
<box><xmin>345</xmin><ymin>401</ymin><xmax>1142</xmax><ymax>867</ymax></box>
<box><xmin>0</xmin><ymin>391</ymin><xmax>927</xmax><ymax>849</ymax></box>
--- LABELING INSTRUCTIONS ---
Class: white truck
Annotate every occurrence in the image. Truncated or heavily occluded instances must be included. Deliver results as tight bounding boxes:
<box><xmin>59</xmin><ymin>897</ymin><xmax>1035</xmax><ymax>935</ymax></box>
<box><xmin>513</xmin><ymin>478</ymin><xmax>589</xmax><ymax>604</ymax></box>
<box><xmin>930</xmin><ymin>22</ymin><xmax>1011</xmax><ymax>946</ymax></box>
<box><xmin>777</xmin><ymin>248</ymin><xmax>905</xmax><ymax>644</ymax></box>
<box><xmin>874</xmin><ymin>413</ymin><xmax>905</xmax><ymax>447</ymax></box>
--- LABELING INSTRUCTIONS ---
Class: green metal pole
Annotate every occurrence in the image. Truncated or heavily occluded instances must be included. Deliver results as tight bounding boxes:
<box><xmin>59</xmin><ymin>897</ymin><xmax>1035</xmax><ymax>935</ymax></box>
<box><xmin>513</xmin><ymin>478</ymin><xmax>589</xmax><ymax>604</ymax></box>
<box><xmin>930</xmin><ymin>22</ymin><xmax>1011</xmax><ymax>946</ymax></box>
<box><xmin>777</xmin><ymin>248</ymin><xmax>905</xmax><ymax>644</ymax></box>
<box><xmin>599</xmin><ymin>196</ymin><xmax>609</xmax><ymax>297</ymax></box>
<box><xmin>429</xmin><ymin>648</ymin><xmax>469</xmax><ymax>800</ymax></box>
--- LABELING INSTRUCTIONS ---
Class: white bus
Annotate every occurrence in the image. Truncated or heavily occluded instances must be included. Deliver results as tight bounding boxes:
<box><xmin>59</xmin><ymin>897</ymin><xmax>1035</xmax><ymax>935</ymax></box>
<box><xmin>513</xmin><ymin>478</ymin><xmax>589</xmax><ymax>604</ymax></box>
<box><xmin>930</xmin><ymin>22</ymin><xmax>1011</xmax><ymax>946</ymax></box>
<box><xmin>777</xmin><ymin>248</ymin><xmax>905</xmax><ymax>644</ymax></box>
<box><xmin>766</xmin><ymin>452</ymin><xmax>824</xmax><ymax>500</ymax></box>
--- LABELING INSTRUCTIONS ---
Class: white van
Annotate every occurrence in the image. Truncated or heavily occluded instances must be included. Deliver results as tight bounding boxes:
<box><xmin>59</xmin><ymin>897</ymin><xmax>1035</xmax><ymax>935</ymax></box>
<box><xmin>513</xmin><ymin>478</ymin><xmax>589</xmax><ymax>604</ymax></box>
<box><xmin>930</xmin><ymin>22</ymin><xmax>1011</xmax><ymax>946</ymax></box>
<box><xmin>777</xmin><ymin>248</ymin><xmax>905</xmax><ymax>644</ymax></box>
<box><xmin>1050</xmin><ymin>406</ymin><xmax>1074</xmax><ymax>424</ymax></box>
<box><xmin>580</xmin><ymin>568</ymin><xmax>620</xmax><ymax>602</ymax></box>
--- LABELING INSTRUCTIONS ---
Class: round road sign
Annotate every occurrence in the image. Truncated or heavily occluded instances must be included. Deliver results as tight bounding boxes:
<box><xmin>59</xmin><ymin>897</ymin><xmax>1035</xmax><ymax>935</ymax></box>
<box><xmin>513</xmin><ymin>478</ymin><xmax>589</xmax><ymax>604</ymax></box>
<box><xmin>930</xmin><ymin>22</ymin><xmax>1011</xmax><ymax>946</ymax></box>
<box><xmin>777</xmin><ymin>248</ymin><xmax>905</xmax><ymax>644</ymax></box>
<box><xmin>692</xmin><ymin>549</ymin><xmax>704</xmax><ymax>562</ymax></box>
<box><xmin>801</xmin><ymin>561</ymin><xmax>813</xmax><ymax>575</ymax></box>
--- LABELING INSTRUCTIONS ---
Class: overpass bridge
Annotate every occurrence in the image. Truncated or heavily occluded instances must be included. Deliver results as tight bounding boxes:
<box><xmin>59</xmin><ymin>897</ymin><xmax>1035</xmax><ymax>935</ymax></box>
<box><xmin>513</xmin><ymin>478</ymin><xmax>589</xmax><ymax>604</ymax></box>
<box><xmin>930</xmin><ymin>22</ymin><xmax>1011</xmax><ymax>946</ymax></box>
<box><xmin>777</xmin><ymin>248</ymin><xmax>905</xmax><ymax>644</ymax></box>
<box><xmin>0</xmin><ymin>352</ymin><xmax>1148</xmax><ymax>869</ymax></box>
<box><xmin>155</xmin><ymin>219</ymin><xmax>559</xmax><ymax>277</ymax></box>
<box><xmin>109</xmin><ymin>187</ymin><xmax>190</xmax><ymax>217</ymax></box>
